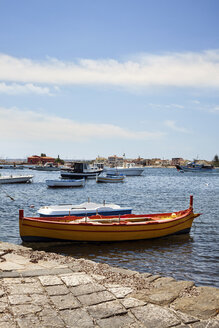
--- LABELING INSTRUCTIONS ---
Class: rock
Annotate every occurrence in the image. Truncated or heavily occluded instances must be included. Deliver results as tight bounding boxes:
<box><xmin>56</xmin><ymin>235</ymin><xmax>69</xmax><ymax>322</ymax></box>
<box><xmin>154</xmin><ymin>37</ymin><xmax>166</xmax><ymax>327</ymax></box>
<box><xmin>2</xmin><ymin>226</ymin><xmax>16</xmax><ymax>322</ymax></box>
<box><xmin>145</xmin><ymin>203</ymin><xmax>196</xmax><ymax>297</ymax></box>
<box><xmin>172</xmin><ymin>286</ymin><xmax>219</xmax><ymax>319</ymax></box>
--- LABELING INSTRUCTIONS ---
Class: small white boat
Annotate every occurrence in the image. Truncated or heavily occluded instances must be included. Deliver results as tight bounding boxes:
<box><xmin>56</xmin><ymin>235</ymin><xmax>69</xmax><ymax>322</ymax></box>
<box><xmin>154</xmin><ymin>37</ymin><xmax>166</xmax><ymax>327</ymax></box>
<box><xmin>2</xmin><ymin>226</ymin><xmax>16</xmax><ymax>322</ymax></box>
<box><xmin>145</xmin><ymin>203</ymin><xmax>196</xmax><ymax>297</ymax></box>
<box><xmin>96</xmin><ymin>174</ymin><xmax>125</xmax><ymax>183</ymax></box>
<box><xmin>46</xmin><ymin>179</ymin><xmax>85</xmax><ymax>188</ymax></box>
<box><xmin>105</xmin><ymin>163</ymin><xmax>144</xmax><ymax>176</ymax></box>
<box><xmin>38</xmin><ymin>201</ymin><xmax>132</xmax><ymax>217</ymax></box>
<box><xmin>0</xmin><ymin>174</ymin><xmax>33</xmax><ymax>184</ymax></box>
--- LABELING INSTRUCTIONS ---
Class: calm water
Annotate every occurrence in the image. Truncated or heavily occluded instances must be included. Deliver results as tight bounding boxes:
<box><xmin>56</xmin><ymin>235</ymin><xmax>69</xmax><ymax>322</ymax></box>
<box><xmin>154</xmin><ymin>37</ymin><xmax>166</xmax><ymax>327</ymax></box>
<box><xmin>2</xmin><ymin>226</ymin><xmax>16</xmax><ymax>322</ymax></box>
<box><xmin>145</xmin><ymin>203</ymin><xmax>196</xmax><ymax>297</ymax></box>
<box><xmin>0</xmin><ymin>167</ymin><xmax>218</xmax><ymax>288</ymax></box>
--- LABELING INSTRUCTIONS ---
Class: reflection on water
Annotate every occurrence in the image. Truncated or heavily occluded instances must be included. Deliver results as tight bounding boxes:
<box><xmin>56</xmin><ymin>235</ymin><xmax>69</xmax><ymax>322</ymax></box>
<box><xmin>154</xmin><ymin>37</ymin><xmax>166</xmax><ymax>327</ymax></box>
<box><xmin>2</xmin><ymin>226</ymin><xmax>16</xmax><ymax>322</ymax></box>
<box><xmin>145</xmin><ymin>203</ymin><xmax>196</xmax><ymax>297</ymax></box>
<box><xmin>1</xmin><ymin>167</ymin><xmax>219</xmax><ymax>287</ymax></box>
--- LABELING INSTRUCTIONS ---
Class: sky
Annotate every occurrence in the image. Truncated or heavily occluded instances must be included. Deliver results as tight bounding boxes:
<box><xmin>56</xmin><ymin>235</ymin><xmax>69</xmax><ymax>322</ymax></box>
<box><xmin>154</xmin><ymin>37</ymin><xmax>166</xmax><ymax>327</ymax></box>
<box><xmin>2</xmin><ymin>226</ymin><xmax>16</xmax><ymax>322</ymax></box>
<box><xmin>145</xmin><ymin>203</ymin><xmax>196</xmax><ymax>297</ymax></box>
<box><xmin>0</xmin><ymin>0</ymin><xmax>219</xmax><ymax>161</ymax></box>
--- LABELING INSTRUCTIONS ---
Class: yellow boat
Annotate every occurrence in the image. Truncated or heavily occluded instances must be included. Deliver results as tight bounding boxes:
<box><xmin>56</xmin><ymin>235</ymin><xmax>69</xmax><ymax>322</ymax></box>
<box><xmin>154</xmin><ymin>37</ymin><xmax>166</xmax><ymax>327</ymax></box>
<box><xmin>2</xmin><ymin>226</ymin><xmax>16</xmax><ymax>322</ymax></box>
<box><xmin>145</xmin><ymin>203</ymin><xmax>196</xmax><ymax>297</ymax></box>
<box><xmin>19</xmin><ymin>196</ymin><xmax>200</xmax><ymax>242</ymax></box>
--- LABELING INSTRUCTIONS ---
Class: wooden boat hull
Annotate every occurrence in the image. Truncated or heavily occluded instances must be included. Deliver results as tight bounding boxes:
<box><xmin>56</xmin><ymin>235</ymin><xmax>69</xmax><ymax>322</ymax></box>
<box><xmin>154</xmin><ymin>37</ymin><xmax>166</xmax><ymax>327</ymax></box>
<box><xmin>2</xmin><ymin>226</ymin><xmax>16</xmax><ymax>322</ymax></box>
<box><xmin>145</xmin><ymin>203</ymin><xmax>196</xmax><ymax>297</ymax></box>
<box><xmin>19</xmin><ymin>197</ymin><xmax>200</xmax><ymax>242</ymax></box>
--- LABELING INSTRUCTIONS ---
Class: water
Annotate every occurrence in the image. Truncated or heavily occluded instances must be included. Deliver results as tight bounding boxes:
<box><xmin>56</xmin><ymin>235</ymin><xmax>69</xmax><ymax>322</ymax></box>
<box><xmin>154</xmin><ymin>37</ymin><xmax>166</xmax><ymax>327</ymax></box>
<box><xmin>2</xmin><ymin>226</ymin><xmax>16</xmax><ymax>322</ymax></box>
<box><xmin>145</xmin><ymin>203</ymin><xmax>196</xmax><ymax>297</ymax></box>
<box><xmin>0</xmin><ymin>167</ymin><xmax>218</xmax><ymax>288</ymax></box>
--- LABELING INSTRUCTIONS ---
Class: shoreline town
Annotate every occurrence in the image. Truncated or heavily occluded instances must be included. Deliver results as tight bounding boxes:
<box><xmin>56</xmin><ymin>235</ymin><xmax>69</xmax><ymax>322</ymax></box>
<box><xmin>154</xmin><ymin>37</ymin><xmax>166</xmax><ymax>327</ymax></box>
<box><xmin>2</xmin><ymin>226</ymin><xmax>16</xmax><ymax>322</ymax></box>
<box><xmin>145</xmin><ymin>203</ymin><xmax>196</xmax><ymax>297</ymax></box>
<box><xmin>0</xmin><ymin>153</ymin><xmax>216</xmax><ymax>169</ymax></box>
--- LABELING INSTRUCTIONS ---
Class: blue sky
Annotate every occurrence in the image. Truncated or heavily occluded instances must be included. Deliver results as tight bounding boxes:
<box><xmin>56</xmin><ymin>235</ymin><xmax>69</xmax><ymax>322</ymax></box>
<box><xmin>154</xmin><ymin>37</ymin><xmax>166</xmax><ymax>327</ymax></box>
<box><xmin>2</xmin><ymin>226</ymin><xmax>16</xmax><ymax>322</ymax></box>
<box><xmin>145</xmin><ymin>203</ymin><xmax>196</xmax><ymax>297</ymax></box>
<box><xmin>0</xmin><ymin>0</ymin><xmax>219</xmax><ymax>160</ymax></box>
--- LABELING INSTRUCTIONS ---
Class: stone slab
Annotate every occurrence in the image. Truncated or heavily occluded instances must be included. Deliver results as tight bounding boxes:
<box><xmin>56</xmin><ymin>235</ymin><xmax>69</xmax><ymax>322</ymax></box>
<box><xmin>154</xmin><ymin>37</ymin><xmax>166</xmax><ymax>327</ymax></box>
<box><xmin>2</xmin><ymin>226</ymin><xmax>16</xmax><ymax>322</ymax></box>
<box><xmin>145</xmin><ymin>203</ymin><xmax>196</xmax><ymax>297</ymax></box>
<box><xmin>121</xmin><ymin>297</ymin><xmax>146</xmax><ymax>309</ymax></box>
<box><xmin>50</xmin><ymin>293</ymin><xmax>80</xmax><ymax>310</ymax></box>
<box><xmin>131</xmin><ymin>304</ymin><xmax>181</xmax><ymax>328</ymax></box>
<box><xmin>2</xmin><ymin>253</ymin><xmax>31</xmax><ymax>265</ymax></box>
<box><xmin>11</xmin><ymin>304</ymin><xmax>42</xmax><ymax>316</ymax></box>
<box><xmin>107</xmin><ymin>286</ymin><xmax>133</xmax><ymax>298</ymax></box>
<box><xmin>7</xmin><ymin>281</ymin><xmax>44</xmax><ymax>295</ymax></box>
<box><xmin>77</xmin><ymin>290</ymin><xmax>115</xmax><ymax>306</ymax></box>
<box><xmin>38</xmin><ymin>275</ymin><xmax>63</xmax><ymax>286</ymax></box>
<box><xmin>16</xmin><ymin>315</ymin><xmax>42</xmax><ymax>328</ymax></box>
<box><xmin>0</xmin><ymin>261</ymin><xmax>24</xmax><ymax>271</ymax></box>
<box><xmin>45</xmin><ymin>284</ymin><xmax>69</xmax><ymax>296</ymax></box>
<box><xmin>70</xmin><ymin>282</ymin><xmax>106</xmax><ymax>296</ymax></box>
<box><xmin>39</xmin><ymin>307</ymin><xmax>66</xmax><ymax>328</ymax></box>
<box><xmin>60</xmin><ymin>308</ymin><xmax>94</xmax><ymax>328</ymax></box>
<box><xmin>8</xmin><ymin>294</ymin><xmax>32</xmax><ymax>305</ymax></box>
<box><xmin>87</xmin><ymin>300</ymin><xmax>127</xmax><ymax>319</ymax></box>
<box><xmin>61</xmin><ymin>273</ymin><xmax>94</xmax><ymax>286</ymax></box>
<box><xmin>97</xmin><ymin>313</ymin><xmax>135</xmax><ymax>328</ymax></box>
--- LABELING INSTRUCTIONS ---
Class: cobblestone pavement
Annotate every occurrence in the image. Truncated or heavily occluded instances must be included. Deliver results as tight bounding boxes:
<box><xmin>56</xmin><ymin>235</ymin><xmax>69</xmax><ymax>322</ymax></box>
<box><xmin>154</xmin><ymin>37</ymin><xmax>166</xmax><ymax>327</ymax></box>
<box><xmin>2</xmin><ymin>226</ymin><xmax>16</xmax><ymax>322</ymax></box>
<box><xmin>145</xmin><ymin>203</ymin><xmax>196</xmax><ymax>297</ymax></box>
<box><xmin>0</xmin><ymin>242</ymin><xmax>218</xmax><ymax>328</ymax></box>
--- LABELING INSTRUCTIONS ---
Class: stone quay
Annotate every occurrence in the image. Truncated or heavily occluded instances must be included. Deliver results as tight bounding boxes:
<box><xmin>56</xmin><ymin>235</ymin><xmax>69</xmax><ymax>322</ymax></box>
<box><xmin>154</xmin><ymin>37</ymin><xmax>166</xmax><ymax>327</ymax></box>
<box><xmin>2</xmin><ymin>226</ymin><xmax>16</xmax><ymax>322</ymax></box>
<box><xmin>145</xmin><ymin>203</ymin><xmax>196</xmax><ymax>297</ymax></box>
<box><xmin>0</xmin><ymin>241</ymin><xmax>218</xmax><ymax>328</ymax></box>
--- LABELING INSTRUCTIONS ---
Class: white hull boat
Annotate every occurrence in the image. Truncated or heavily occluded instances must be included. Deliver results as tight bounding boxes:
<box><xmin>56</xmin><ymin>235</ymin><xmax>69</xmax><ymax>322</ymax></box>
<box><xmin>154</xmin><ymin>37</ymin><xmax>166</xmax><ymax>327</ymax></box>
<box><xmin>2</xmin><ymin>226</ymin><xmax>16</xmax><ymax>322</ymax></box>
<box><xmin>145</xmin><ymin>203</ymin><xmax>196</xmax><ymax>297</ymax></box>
<box><xmin>46</xmin><ymin>179</ymin><xmax>85</xmax><ymax>188</ymax></box>
<box><xmin>105</xmin><ymin>167</ymin><xmax>144</xmax><ymax>176</ymax></box>
<box><xmin>38</xmin><ymin>201</ymin><xmax>132</xmax><ymax>217</ymax></box>
<box><xmin>0</xmin><ymin>175</ymin><xmax>33</xmax><ymax>184</ymax></box>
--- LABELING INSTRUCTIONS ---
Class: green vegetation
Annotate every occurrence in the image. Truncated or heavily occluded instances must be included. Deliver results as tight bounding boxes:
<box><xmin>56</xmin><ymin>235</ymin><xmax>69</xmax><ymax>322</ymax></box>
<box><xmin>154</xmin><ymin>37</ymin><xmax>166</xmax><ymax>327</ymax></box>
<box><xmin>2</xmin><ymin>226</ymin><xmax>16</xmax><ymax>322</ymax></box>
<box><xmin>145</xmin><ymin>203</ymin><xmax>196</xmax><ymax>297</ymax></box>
<box><xmin>212</xmin><ymin>154</ymin><xmax>219</xmax><ymax>167</ymax></box>
<box><xmin>41</xmin><ymin>153</ymin><xmax>46</xmax><ymax>157</ymax></box>
<box><xmin>55</xmin><ymin>155</ymin><xmax>64</xmax><ymax>165</ymax></box>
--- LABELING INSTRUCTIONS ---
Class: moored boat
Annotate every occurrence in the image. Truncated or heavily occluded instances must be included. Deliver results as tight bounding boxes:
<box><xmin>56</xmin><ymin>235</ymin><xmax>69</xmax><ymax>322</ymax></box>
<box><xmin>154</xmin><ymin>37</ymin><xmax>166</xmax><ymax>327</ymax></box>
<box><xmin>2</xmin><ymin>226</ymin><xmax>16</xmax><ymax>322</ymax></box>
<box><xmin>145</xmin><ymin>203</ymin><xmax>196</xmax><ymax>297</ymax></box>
<box><xmin>176</xmin><ymin>162</ymin><xmax>214</xmax><ymax>172</ymax></box>
<box><xmin>61</xmin><ymin>162</ymin><xmax>103</xmax><ymax>179</ymax></box>
<box><xmin>19</xmin><ymin>196</ymin><xmax>200</xmax><ymax>242</ymax></box>
<box><xmin>31</xmin><ymin>162</ymin><xmax>60</xmax><ymax>171</ymax></box>
<box><xmin>46</xmin><ymin>179</ymin><xmax>85</xmax><ymax>188</ymax></box>
<box><xmin>37</xmin><ymin>201</ymin><xmax>132</xmax><ymax>217</ymax></box>
<box><xmin>96</xmin><ymin>173</ymin><xmax>125</xmax><ymax>183</ymax></box>
<box><xmin>0</xmin><ymin>174</ymin><xmax>33</xmax><ymax>184</ymax></box>
<box><xmin>105</xmin><ymin>163</ymin><xmax>144</xmax><ymax>176</ymax></box>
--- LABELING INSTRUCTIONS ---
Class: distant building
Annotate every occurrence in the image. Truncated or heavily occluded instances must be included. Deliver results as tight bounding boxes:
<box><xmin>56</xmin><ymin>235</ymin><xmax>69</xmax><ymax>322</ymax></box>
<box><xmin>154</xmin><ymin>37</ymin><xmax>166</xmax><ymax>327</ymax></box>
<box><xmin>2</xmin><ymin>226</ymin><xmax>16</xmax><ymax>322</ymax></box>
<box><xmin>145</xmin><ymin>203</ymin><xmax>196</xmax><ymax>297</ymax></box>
<box><xmin>27</xmin><ymin>155</ymin><xmax>55</xmax><ymax>165</ymax></box>
<box><xmin>108</xmin><ymin>155</ymin><xmax>123</xmax><ymax>167</ymax></box>
<box><xmin>171</xmin><ymin>158</ymin><xmax>184</xmax><ymax>166</ymax></box>
<box><xmin>95</xmin><ymin>156</ymin><xmax>107</xmax><ymax>164</ymax></box>
<box><xmin>148</xmin><ymin>158</ymin><xmax>162</xmax><ymax>166</ymax></box>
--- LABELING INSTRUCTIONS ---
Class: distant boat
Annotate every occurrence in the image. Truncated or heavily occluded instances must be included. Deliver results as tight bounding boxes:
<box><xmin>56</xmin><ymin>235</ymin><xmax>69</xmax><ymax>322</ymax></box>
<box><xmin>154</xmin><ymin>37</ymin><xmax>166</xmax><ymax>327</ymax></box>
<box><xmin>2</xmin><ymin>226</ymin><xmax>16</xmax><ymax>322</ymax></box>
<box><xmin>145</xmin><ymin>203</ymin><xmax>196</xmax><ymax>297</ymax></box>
<box><xmin>96</xmin><ymin>173</ymin><xmax>125</xmax><ymax>183</ymax></box>
<box><xmin>37</xmin><ymin>201</ymin><xmax>132</xmax><ymax>217</ymax></box>
<box><xmin>46</xmin><ymin>179</ymin><xmax>85</xmax><ymax>188</ymax></box>
<box><xmin>20</xmin><ymin>196</ymin><xmax>200</xmax><ymax>242</ymax></box>
<box><xmin>61</xmin><ymin>162</ymin><xmax>103</xmax><ymax>179</ymax></box>
<box><xmin>0</xmin><ymin>164</ymin><xmax>24</xmax><ymax>169</ymax></box>
<box><xmin>105</xmin><ymin>163</ymin><xmax>144</xmax><ymax>176</ymax></box>
<box><xmin>0</xmin><ymin>174</ymin><xmax>33</xmax><ymax>184</ymax></box>
<box><xmin>176</xmin><ymin>162</ymin><xmax>214</xmax><ymax>172</ymax></box>
<box><xmin>31</xmin><ymin>162</ymin><xmax>60</xmax><ymax>171</ymax></box>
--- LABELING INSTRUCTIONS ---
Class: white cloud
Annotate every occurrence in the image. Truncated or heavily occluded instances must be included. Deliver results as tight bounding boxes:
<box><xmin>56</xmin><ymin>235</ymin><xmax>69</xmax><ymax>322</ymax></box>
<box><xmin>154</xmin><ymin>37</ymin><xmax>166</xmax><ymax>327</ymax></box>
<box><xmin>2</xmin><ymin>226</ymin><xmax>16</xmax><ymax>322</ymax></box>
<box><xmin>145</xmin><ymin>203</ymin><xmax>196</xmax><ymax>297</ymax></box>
<box><xmin>191</xmin><ymin>100</ymin><xmax>201</xmax><ymax>104</ymax></box>
<box><xmin>0</xmin><ymin>50</ymin><xmax>219</xmax><ymax>89</ymax></box>
<box><xmin>0</xmin><ymin>82</ymin><xmax>51</xmax><ymax>95</ymax></box>
<box><xmin>149</xmin><ymin>103</ymin><xmax>184</xmax><ymax>109</ymax></box>
<box><xmin>164</xmin><ymin>120</ymin><xmax>190</xmax><ymax>133</ymax></box>
<box><xmin>0</xmin><ymin>107</ymin><xmax>164</xmax><ymax>142</ymax></box>
<box><xmin>211</xmin><ymin>105</ymin><xmax>219</xmax><ymax>112</ymax></box>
